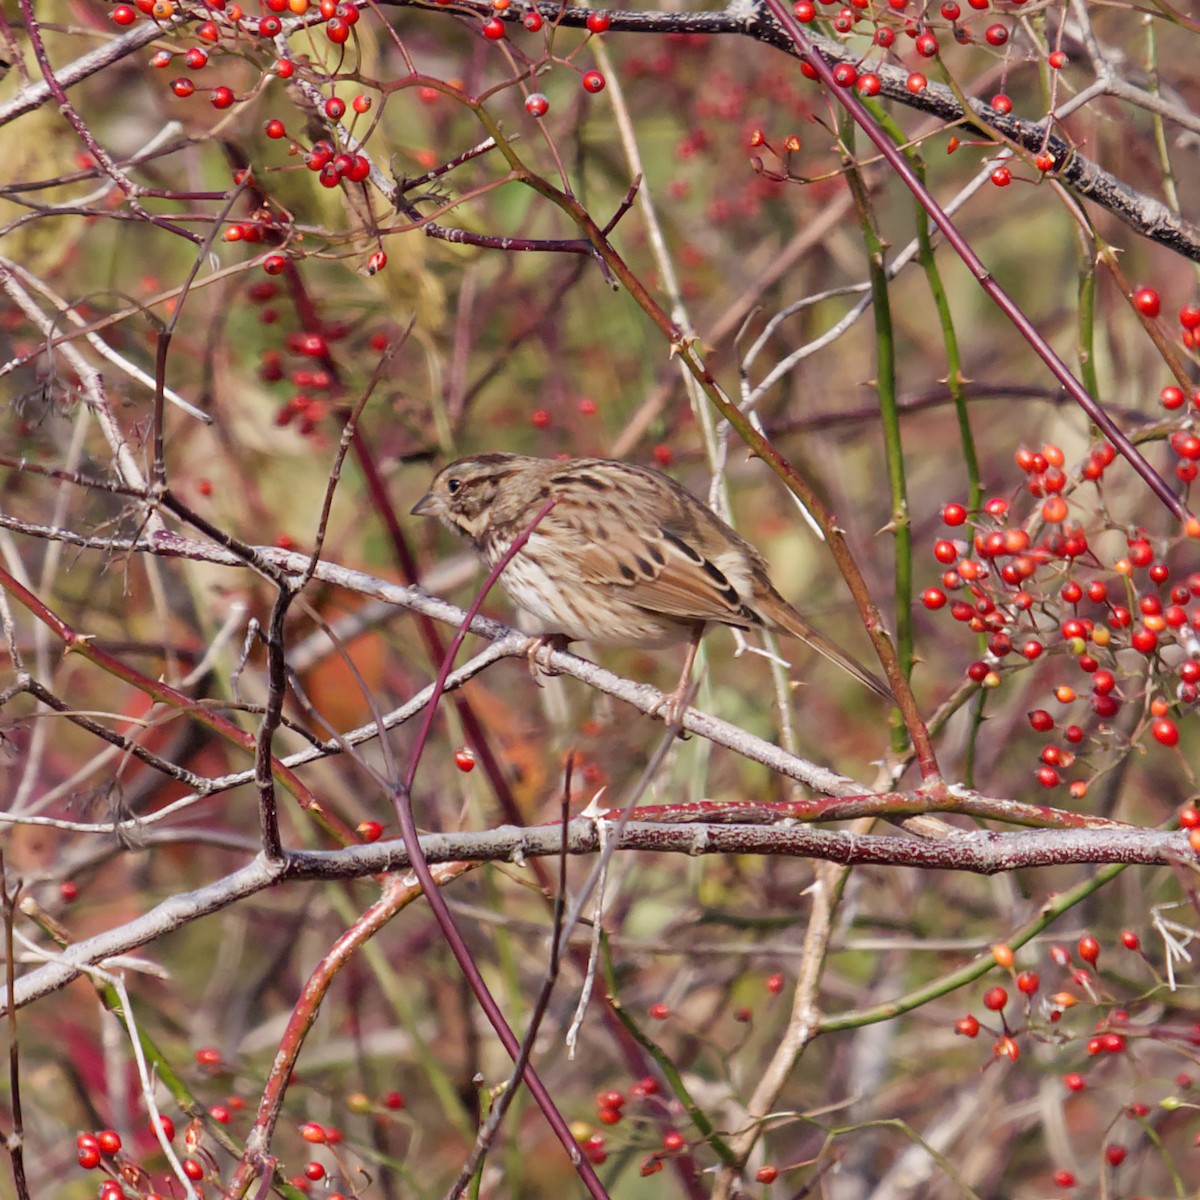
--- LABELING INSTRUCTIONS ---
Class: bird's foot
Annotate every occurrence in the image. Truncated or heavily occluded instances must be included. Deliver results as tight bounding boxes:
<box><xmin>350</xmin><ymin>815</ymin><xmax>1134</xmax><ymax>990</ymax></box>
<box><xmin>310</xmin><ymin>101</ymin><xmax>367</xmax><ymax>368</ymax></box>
<box><xmin>524</xmin><ymin>634</ymin><xmax>570</xmax><ymax>683</ymax></box>
<box><xmin>647</xmin><ymin>682</ymin><xmax>693</xmax><ymax>735</ymax></box>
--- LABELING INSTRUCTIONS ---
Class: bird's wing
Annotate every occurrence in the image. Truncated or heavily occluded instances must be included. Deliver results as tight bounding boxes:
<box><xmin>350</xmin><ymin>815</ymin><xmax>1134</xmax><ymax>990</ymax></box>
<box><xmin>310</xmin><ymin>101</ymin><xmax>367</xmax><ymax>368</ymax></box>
<box><xmin>532</xmin><ymin>506</ymin><xmax>761</xmax><ymax>628</ymax></box>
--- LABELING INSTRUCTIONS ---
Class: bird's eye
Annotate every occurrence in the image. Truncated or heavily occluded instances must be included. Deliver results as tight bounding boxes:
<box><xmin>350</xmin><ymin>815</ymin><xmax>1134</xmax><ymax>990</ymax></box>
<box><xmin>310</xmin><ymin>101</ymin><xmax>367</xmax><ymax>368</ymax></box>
<box><xmin>446</xmin><ymin>478</ymin><xmax>461</xmax><ymax>495</ymax></box>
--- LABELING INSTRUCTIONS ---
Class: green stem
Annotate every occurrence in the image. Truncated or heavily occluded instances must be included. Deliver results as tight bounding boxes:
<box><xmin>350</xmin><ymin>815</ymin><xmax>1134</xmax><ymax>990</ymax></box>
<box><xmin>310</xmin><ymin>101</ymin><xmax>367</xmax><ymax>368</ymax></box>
<box><xmin>840</xmin><ymin>113</ymin><xmax>911</xmax><ymax>756</ymax></box>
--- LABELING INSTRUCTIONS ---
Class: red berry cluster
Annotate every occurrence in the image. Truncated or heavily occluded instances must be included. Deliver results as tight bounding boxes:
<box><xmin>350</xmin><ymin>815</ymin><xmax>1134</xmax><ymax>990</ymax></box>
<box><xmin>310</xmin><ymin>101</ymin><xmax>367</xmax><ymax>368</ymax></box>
<box><xmin>1132</xmin><ymin>286</ymin><xmax>1200</xmax><ymax>353</ymax></box>
<box><xmin>140</xmin><ymin>0</ymin><xmax>366</xmax><ymax>116</ymax></box>
<box><xmin>247</xmin><ymin>283</ymin><xmax>363</xmax><ymax>436</ymax></box>
<box><xmin>474</xmin><ymin>1</ymin><xmax>608</xmax><ymax>93</ymax></box>
<box><xmin>76</xmin><ymin>1119</ymin><xmax>182</xmax><ymax>1197</ymax></box>
<box><xmin>785</xmin><ymin>0</ymin><xmax>1054</xmax><ymax>107</ymax></box>
<box><xmin>922</xmin><ymin>440</ymin><xmax>1197</xmax><ymax>794</ymax></box>
<box><xmin>222</xmin><ymin>201</ymin><xmax>282</xmax><ymax>244</ymax></box>
<box><xmin>951</xmin><ymin>934</ymin><xmax>1199</xmax><ymax>1177</ymax></box>
<box><xmin>584</xmin><ymin>1075</ymin><xmax>661</xmax><ymax>1167</ymax></box>
<box><xmin>583</xmin><ymin>1075</ymin><xmax>691</xmax><ymax>1176</ymax></box>
<box><xmin>304</xmin><ymin>139</ymin><xmax>372</xmax><ymax>188</ymax></box>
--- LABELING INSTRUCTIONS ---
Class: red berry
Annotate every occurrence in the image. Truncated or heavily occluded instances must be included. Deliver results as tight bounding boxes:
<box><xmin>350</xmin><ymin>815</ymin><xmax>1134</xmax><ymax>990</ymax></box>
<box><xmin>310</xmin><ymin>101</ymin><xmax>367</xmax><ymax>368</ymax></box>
<box><xmin>586</xmin><ymin>12</ymin><xmax>610</xmax><ymax>32</ymax></box>
<box><xmin>1016</xmin><ymin>970</ymin><xmax>1039</xmax><ymax>994</ymax></box>
<box><xmin>915</xmin><ymin>32</ymin><xmax>939</xmax><ymax>56</ymax></box>
<box><xmin>954</xmin><ymin>1014</ymin><xmax>980</xmax><ymax>1037</ymax></box>
<box><xmin>260</xmin><ymin>14</ymin><xmax>282</xmax><ymax>35</ymax></box>
<box><xmin>1131</xmin><ymin>627</ymin><xmax>1158</xmax><ymax>654</ymax></box>
<box><xmin>1028</xmin><ymin>710</ymin><xmax>1053</xmax><ymax>732</ymax></box>
<box><xmin>325</xmin><ymin>96</ymin><xmax>346</xmax><ymax>118</ymax></box>
<box><xmin>1048</xmin><ymin>49</ymin><xmax>1067</xmax><ymax>68</ymax></box>
<box><xmin>991</xmin><ymin>165</ymin><xmax>1012</xmax><ymax>186</ymax></box>
<box><xmin>1077</xmin><ymin>935</ymin><xmax>1099</xmax><ymax>964</ymax></box>
<box><xmin>982</xmin><ymin>986</ymin><xmax>1008</xmax><ymax>1011</ymax></box>
<box><xmin>184</xmin><ymin>47</ymin><xmax>208</xmax><ymax>68</ymax></box>
<box><xmin>522</xmin><ymin>10</ymin><xmax>543</xmax><ymax>30</ymax></box>
<box><xmin>1132</xmin><ymin>287</ymin><xmax>1160</xmax><ymax>317</ymax></box>
<box><xmin>1179</xmin><ymin>304</ymin><xmax>1200</xmax><ymax>330</ymax></box>
<box><xmin>454</xmin><ymin>747</ymin><xmax>476</xmax><ymax>772</ymax></box>
<box><xmin>264</xmin><ymin>118</ymin><xmax>286</xmax><ymax>138</ymax></box>
<box><xmin>991</xmin><ymin>93</ymin><xmax>1012</xmax><ymax>114</ymax></box>
<box><xmin>211</xmin><ymin>85</ymin><xmax>234</xmax><ymax>108</ymax></box>
<box><xmin>921</xmin><ymin>587</ymin><xmax>947</xmax><ymax>610</ymax></box>
<box><xmin>525</xmin><ymin>92</ymin><xmax>549</xmax><ymax>117</ymax></box>
<box><xmin>906</xmin><ymin>71</ymin><xmax>927</xmax><ymax>93</ymax></box>
<box><xmin>112</xmin><ymin>4</ymin><xmax>137</xmax><ymax>24</ymax></box>
<box><xmin>326</xmin><ymin>16</ymin><xmax>350</xmax><ymax>42</ymax></box>
<box><xmin>171</xmin><ymin>78</ymin><xmax>196</xmax><ymax>97</ymax></box>
<box><xmin>941</xmin><ymin>1</ymin><xmax>960</xmax><ymax>16</ymax></box>
<box><xmin>482</xmin><ymin>16</ymin><xmax>505</xmax><ymax>38</ymax></box>
<box><xmin>1105</xmin><ymin>1144</ymin><xmax>1125</xmax><ymax>1167</ymax></box>
<box><xmin>793</xmin><ymin>0</ymin><xmax>816</xmax><ymax>17</ymax></box>
<box><xmin>984</xmin><ymin>23</ymin><xmax>1008</xmax><ymax>45</ymax></box>
<box><xmin>942</xmin><ymin>503</ymin><xmax>967</xmax><ymax>525</ymax></box>
<box><xmin>1152</xmin><ymin>717</ymin><xmax>1179</xmax><ymax>746</ymax></box>
<box><xmin>832</xmin><ymin>63</ymin><xmax>858</xmax><ymax>88</ymax></box>
<box><xmin>582</xmin><ymin>70</ymin><xmax>606</xmax><ymax>93</ymax></box>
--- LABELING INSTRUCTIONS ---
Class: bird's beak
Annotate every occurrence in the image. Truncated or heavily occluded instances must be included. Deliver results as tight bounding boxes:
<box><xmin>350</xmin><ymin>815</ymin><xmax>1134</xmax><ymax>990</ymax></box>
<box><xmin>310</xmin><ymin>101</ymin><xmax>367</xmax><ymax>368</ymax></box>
<box><xmin>410</xmin><ymin>492</ymin><xmax>440</xmax><ymax>517</ymax></box>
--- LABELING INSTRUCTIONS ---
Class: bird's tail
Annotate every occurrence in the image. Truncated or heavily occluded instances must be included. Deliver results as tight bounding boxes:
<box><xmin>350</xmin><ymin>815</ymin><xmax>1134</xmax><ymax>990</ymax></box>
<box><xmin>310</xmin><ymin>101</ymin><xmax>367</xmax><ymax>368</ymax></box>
<box><xmin>761</xmin><ymin>593</ymin><xmax>894</xmax><ymax>702</ymax></box>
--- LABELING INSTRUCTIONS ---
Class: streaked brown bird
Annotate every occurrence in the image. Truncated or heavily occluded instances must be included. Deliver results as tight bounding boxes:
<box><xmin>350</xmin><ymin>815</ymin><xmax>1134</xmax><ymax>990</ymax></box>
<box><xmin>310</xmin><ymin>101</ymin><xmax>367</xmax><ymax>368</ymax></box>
<box><xmin>411</xmin><ymin>453</ymin><xmax>891</xmax><ymax>719</ymax></box>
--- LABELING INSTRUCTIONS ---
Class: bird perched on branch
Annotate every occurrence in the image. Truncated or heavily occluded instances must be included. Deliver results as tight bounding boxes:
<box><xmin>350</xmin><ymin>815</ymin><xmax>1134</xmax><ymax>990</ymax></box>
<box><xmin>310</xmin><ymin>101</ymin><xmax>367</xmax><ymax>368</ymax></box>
<box><xmin>412</xmin><ymin>453</ymin><xmax>891</xmax><ymax>720</ymax></box>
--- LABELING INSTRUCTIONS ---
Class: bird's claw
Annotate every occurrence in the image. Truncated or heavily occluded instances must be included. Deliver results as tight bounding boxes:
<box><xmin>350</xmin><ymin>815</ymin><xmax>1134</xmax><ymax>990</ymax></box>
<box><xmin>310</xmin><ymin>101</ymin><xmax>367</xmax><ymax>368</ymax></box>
<box><xmin>525</xmin><ymin>634</ymin><xmax>569</xmax><ymax>683</ymax></box>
